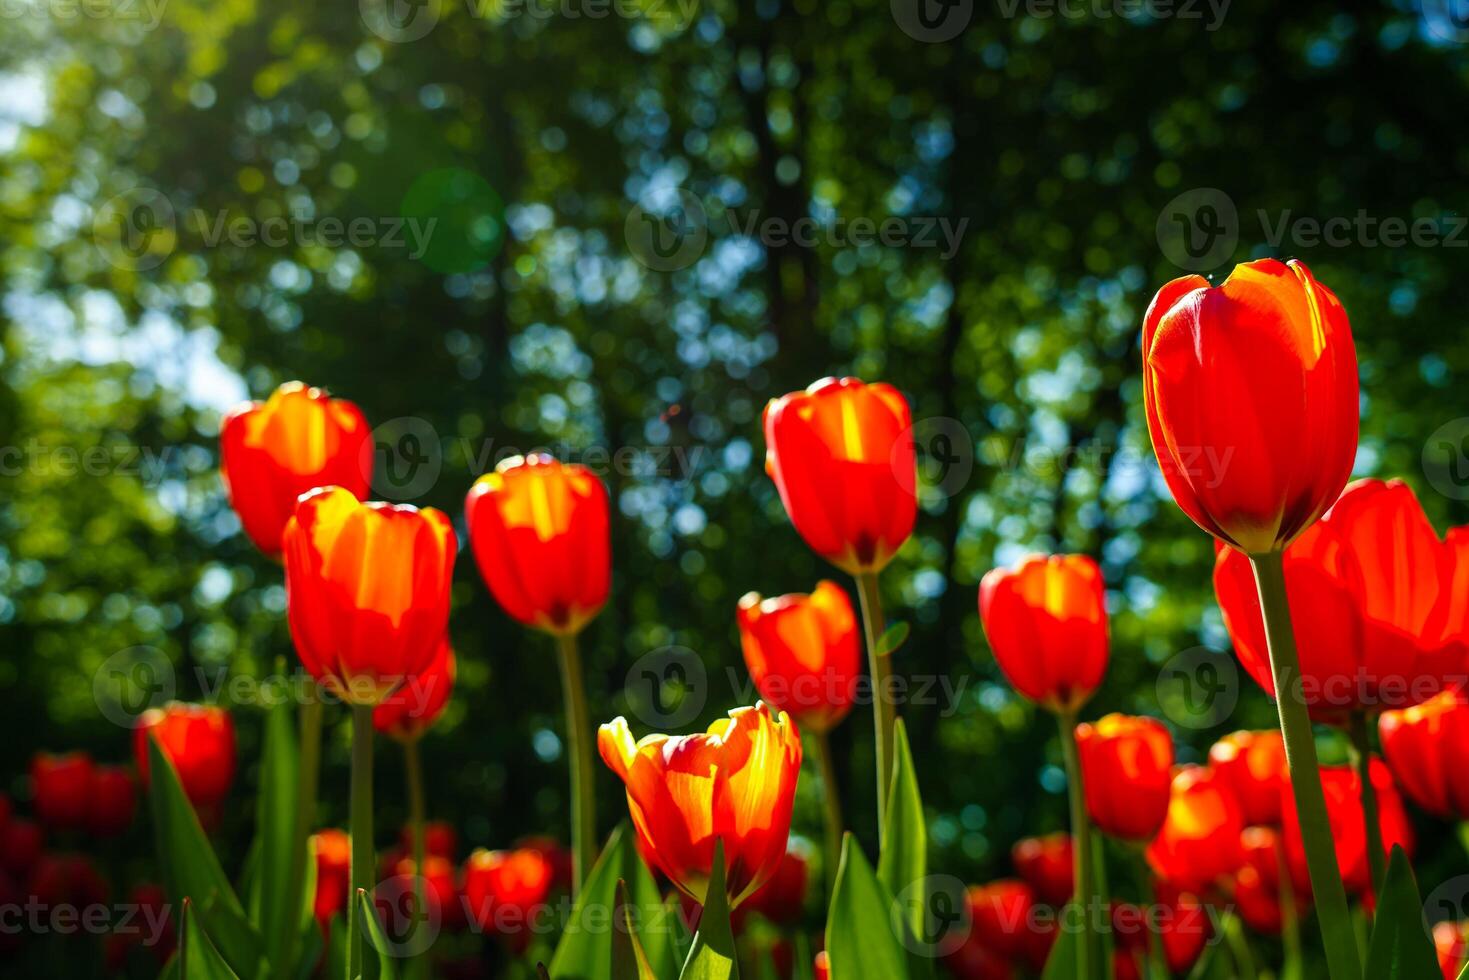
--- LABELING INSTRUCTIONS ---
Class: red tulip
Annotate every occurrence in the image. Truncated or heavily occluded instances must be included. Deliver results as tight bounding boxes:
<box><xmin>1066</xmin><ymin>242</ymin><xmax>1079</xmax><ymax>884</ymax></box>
<box><xmin>942</xmin><ymin>937</ymin><xmax>1016</xmax><ymax>980</ymax></box>
<box><xmin>386</xmin><ymin>853</ymin><xmax>464</xmax><ymax>930</ymax></box>
<box><xmin>87</xmin><ymin>765</ymin><xmax>136</xmax><ymax>838</ymax></box>
<box><xmin>220</xmin><ymin>381</ymin><xmax>371</xmax><ymax>556</ymax></box>
<box><xmin>1155</xmin><ymin>882</ymin><xmax>1213</xmax><ymax>975</ymax></box>
<box><xmin>965</xmin><ymin>880</ymin><xmax>1040</xmax><ymax>964</ymax></box>
<box><xmin>1435</xmin><ymin>921</ymin><xmax>1466</xmax><ymax>980</ymax></box>
<box><xmin>1380</xmin><ymin>689</ymin><xmax>1469</xmax><ymax>819</ymax></box>
<box><xmin>737</xmin><ymin>581</ymin><xmax>861</xmax><ymax>734</ymax></box>
<box><xmin>514</xmin><ymin>835</ymin><xmax>574</xmax><ymax>893</ymax></box>
<box><xmin>463</xmin><ymin>847</ymin><xmax>556</xmax><ymax>952</ymax></box>
<box><xmin>1208</xmin><ymin>730</ymin><xmax>1287</xmax><ymax>827</ymax></box>
<box><xmin>1232</xmin><ymin>861</ymin><xmax>1282</xmax><ymax>934</ymax></box>
<box><xmin>134</xmin><ymin>702</ymin><xmax>236</xmax><ymax>810</ymax></box>
<box><xmin>1012</xmin><ymin>833</ymin><xmax>1074</xmax><ymax>907</ymax></box>
<box><xmin>978</xmin><ymin>554</ymin><xmax>1109</xmax><ymax>714</ymax></box>
<box><xmin>1112</xmin><ymin>949</ymin><xmax>1142</xmax><ymax>980</ymax></box>
<box><xmin>738</xmin><ymin>840</ymin><xmax>809</xmax><ymax>926</ymax></box>
<box><xmin>284</xmin><ymin>486</ymin><xmax>456</xmax><ymax>705</ymax></box>
<box><xmin>373</xmin><ymin>637</ymin><xmax>456</xmax><ymax>741</ymax></box>
<box><xmin>27</xmin><ymin>852</ymin><xmax>108</xmax><ymax>910</ymax></box>
<box><xmin>312</xmin><ymin>829</ymin><xmax>352</xmax><ymax>928</ymax></box>
<box><xmin>599</xmin><ymin>703</ymin><xmax>802</xmax><ymax>909</ymax></box>
<box><xmin>465</xmin><ymin>454</ymin><xmax>610</xmax><ymax>637</ymax></box>
<box><xmin>1147</xmin><ymin>766</ymin><xmax>1245</xmax><ymax>891</ymax></box>
<box><xmin>762</xmin><ymin>377</ymin><xmax>917</xmax><ymax>574</ymax></box>
<box><xmin>106</xmin><ymin>883</ymin><xmax>174</xmax><ymax>968</ymax></box>
<box><xmin>1076</xmin><ymin>714</ymin><xmax>1173</xmax><ymax>841</ymax></box>
<box><xmin>1142</xmin><ymin>258</ymin><xmax>1359</xmax><ymax>555</ymax></box>
<box><xmin>1214</xmin><ymin>479</ymin><xmax>1468</xmax><ymax>719</ymax></box>
<box><xmin>400</xmin><ymin>820</ymin><xmax>459</xmax><ymax>861</ymax></box>
<box><xmin>1281</xmin><ymin>759</ymin><xmax>1413</xmax><ymax>897</ymax></box>
<box><xmin>813</xmin><ymin>951</ymin><xmax>831</xmax><ymax>980</ymax></box>
<box><xmin>0</xmin><ymin>818</ymin><xmax>42</xmax><ymax>877</ymax></box>
<box><xmin>29</xmin><ymin>752</ymin><xmax>94</xmax><ymax>831</ymax></box>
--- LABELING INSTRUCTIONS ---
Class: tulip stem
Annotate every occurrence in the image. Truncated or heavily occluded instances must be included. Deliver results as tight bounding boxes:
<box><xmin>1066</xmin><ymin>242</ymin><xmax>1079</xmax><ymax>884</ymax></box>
<box><xmin>1133</xmin><ymin>850</ymin><xmax>1167</xmax><ymax>980</ymax></box>
<box><xmin>855</xmin><ymin>571</ymin><xmax>896</xmax><ymax>841</ymax></box>
<box><xmin>1277</xmin><ymin>835</ymin><xmax>1303</xmax><ymax>978</ymax></box>
<box><xmin>556</xmin><ymin>631</ymin><xmax>597</xmax><ymax>897</ymax></box>
<box><xmin>282</xmin><ymin>694</ymin><xmax>322</xmax><ymax>976</ymax></box>
<box><xmin>1222</xmin><ymin>912</ymin><xmax>1258</xmax><ymax>980</ymax></box>
<box><xmin>1248</xmin><ymin>550</ymin><xmax>1361</xmax><ymax>980</ymax></box>
<box><xmin>811</xmin><ymin>730</ymin><xmax>844</xmax><ymax>898</ymax></box>
<box><xmin>1347</xmin><ymin>711</ymin><xmax>1385</xmax><ymax>904</ymax></box>
<box><xmin>348</xmin><ymin>704</ymin><xmax>375</xmax><ymax>980</ymax></box>
<box><xmin>1058</xmin><ymin>711</ymin><xmax>1094</xmax><ymax>980</ymax></box>
<box><xmin>405</xmin><ymin>735</ymin><xmax>428</xmax><ymax>958</ymax></box>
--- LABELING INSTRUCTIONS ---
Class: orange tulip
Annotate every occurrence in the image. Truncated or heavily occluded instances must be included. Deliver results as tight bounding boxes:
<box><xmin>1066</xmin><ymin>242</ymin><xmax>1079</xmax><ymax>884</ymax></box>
<box><xmin>1214</xmin><ymin>479</ymin><xmax>1469</xmax><ymax>720</ymax></box>
<box><xmin>598</xmin><ymin>703</ymin><xmax>802</xmax><ymax>909</ymax></box>
<box><xmin>1380</xmin><ymin>689</ymin><xmax>1469</xmax><ymax>820</ymax></box>
<box><xmin>1011</xmin><ymin>833</ymin><xmax>1074</xmax><ymax>907</ymax></box>
<box><xmin>1076</xmin><ymin>714</ymin><xmax>1173</xmax><ymax>841</ymax></box>
<box><xmin>220</xmin><ymin>382</ymin><xmax>371</xmax><ymax>557</ymax></box>
<box><xmin>1146</xmin><ymin>766</ymin><xmax>1245</xmax><ymax>891</ymax></box>
<box><xmin>736</xmin><ymin>581</ymin><xmax>861</xmax><ymax>733</ymax></box>
<box><xmin>133</xmin><ymin>703</ymin><xmax>236</xmax><ymax>810</ymax></box>
<box><xmin>29</xmin><ymin>752</ymin><xmax>94</xmax><ymax>832</ymax></box>
<box><xmin>1142</xmin><ymin>258</ymin><xmax>1358</xmax><ymax>555</ymax></box>
<box><xmin>284</xmin><ymin>486</ymin><xmax>456</xmax><ymax>706</ymax></box>
<box><xmin>373</xmin><ymin>637</ymin><xmax>456</xmax><ymax>741</ymax></box>
<box><xmin>1280</xmin><ymin>759</ymin><xmax>1413</xmax><ymax>897</ymax></box>
<box><xmin>1435</xmin><ymin>922</ymin><xmax>1467</xmax><ymax>980</ymax></box>
<box><xmin>463</xmin><ymin>847</ymin><xmax>557</xmax><ymax>952</ymax></box>
<box><xmin>311</xmin><ymin>829</ymin><xmax>352</xmax><ymax>928</ymax></box>
<box><xmin>978</xmin><ymin>554</ymin><xmax>1108</xmax><ymax>714</ymax></box>
<box><xmin>1208</xmin><ymin>730</ymin><xmax>1288</xmax><ymax>827</ymax></box>
<box><xmin>762</xmin><ymin>377</ymin><xmax>916</xmax><ymax>574</ymax></box>
<box><xmin>464</xmin><ymin>454</ymin><xmax>610</xmax><ymax>638</ymax></box>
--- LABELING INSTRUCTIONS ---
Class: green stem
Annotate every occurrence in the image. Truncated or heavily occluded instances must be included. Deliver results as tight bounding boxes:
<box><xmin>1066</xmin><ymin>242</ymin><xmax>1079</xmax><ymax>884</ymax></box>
<box><xmin>1347</xmin><ymin>712</ymin><xmax>1385</xmax><ymax>905</ymax></box>
<box><xmin>1248</xmin><ymin>551</ymin><xmax>1361</xmax><ymax>980</ymax></box>
<box><xmin>1058</xmin><ymin>711</ymin><xmax>1093</xmax><ymax>980</ymax></box>
<box><xmin>281</xmin><ymin>695</ymin><xmax>323</xmax><ymax>975</ymax></box>
<box><xmin>405</xmin><ymin>735</ymin><xmax>427</xmax><ymax>961</ymax></box>
<box><xmin>855</xmin><ymin>571</ymin><xmax>896</xmax><ymax>840</ymax></box>
<box><xmin>811</xmin><ymin>730</ymin><xmax>845</xmax><ymax>899</ymax></box>
<box><xmin>1134</xmin><ymin>851</ymin><xmax>1167</xmax><ymax>980</ymax></box>
<box><xmin>556</xmin><ymin>631</ymin><xmax>596</xmax><ymax>896</ymax></box>
<box><xmin>348</xmin><ymin>704</ymin><xmax>375</xmax><ymax>980</ymax></box>
<box><xmin>1277</xmin><ymin>836</ymin><xmax>1303</xmax><ymax>979</ymax></box>
<box><xmin>1222</xmin><ymin>912</ymin><xmax>1258</xmax><ymax>980</ymax></box>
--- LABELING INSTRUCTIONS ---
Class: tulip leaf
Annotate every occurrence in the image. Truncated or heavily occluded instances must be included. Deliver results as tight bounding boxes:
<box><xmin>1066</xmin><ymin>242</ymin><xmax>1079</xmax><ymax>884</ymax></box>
<box><xmin>1040</xmin><ymin>924</ymin><xmax>1077</xmax><ymax>980</ymax></box>
<box><xmin>1364</xmin><ymin>845</ymin><xmax>1437</xmax><ymax>979</ymax></box>
<box><xmin>826</xmin><ymin>834</ymin><xmax>909</xmax><ymax>980</ymax></box>
<box><xmin>356</xmin><ymin>887</ymin><xmax>399</xmax><ymax>980</ymax></box>
<box><xmin>791</xmin><ymin>932</ymin><xmax>816</xmax><ymax>980</ymax></box>
<box><xmin>876</xmin><ymin>622</ymin><xmax>910</xmax><ymax>658</ymax></box>
<box><xmin>878</xmin><ymin>719</ymin><xmax>925</xmax><ymax>932</ymax></box>
<box><xmin>179</xmin><ymin>898</ymin><xmax>242</xmax><ymax>980</ymax></box>
<box><xmin>551</xmin><ymin>824</ymin><xmax>681</xmax><ymax>980</ymax></box>
<box><xmin>256</xmin><ymin>687</ymin><xmax>301</xmax><ymax>974</ymax></box>
<box><xmin>678</xmin><ymin>841</ymin><xmax>739</xmax><ymax>980</ymax></box>
<box><xmin>612</xmin><ymin>879</ymin><xmax>660</xmax><ymax>980</ymax></box>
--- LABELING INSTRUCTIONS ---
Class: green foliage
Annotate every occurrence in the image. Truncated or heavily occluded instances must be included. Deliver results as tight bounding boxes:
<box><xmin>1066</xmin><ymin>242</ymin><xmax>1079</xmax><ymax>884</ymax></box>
<box><xmin>1364</xmin><ymin>846</ymin><xmax>1439</xmax><ymax>979</ymax></box>
<box><xmin>825</xmin><ymin>834</ymin><xmax>909</xmax><ymax>980</ymax></box>
<box><xmin>678</xmin><ymin>842</ymin><xmax>739</xmax><ymax>980</ymax></box>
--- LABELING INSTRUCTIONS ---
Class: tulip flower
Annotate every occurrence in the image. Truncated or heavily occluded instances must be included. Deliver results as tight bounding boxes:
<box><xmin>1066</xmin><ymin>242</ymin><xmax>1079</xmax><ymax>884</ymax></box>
<box><xmin>738</xmin><ymin>841</ymin><xmax>810</xmax><ymax>927</ymax></box>
<box><xmin>1214</xmin><ymin>479</ymin><xmax>1469</xmax><ymax>721</ymax></box>
<box><xmin>463</xmin><ymin>847</ymin><xmax>557</xmax><ymax>952</ymax></box>
<box><xmin>942</xmin><ymin>937</ymin><xmax>1016</xmax><ymax>980</ymax></box>
<box><xmin>978</xmin><ymin>554</ymin><xmax>1109</xmax><ymax>715</ymax></box>
<box><xmin>737</xmin><ymin>582</ymin><xmax>861</xmax><ymax>735</ymax></box>
<box><xmin>27</xmin><ymin>852</ymin><xmax>108</xmax><ymax>910</ymax></box>
<box><xmin>1435</xmin><ymin>922</ymin><xmax>1466</xmax><ymax>980</ymax></box>
<box><xmin>374</xmin><ymin>637</ymin><xmax>456</xmax><ymax>742</ymax></box>
<box><xmin>1012</xmin><ymin>833</ymin><xmax>1074</xmax><ymax>907</ymax></box>
<box><xmin>220</xmin><ymin>381</ymin><xmax>371</xmax><ymax>557</ymax></box>
<box><xmin>1380</xmin><ymin>689</ymin><xmax>1469</xmax><ymax>820</ymax></box>
<box><xmin>1208</xmin><ymin>730</ymin><xmax>1287</xmax><ymax>827</ymax></box>
<box><xmin>813</xmin><ymin>951</ymin><xmax>831</xmax><ymax>980</ymax></box>
<box><xmin>401</xmin><ymin>820</ymin><xmax>459</xmax><ymax>861</ymax></box>
<box><xmin>0</xmin><ymin>818</ymin><xmax>42</xmax><ymax>877</ymax></box>
<box><xmin>385</xmin><ymin>853</ymin><xmax>464</xmax><ymax>930</ymax></box>
<box><xmin>599</xmin><ymin>703</ymin><xmax>802</xmax><ymax>909</ymax></box>
<box><xmin>1147</xmin><ymin>766</ymin><xmax>1245</xmax><ymax>892</ymax></box>
<box><xmin>966</xmin><ymin>880</ymin><xmax>1041</xmax><ymax>964</ymax></box>
<box><xmin>1280</xmin><ymin>759</ymin><xmax>1413</xmax><ymax>898</ymax></box>
<box><xmin>1154</xmin><ymin>882</ymin><xmax>1213</xmax><ymax>976</ymax></box>
<box><xmin>29</xmin><ymin>752</ymin><xmax>94</xmax><ymax>831</ymax></box>
<box><xmin>86</xmin><ymin>765</ymin><xmax>136</xmax><ymax>838</ymax></box>
<box><xmin>311</xmin><ymin>829</ymin><xmax>352</xmax><ymax>929</ymax></box>
<box><xmin>1075</xmin><ymin>714</ymin><xmax>1173</xmax><ymax>842</ymax></box>
<box><xmin>134</xmin><ymin>703</ymin><xmax>236</xmax><ymax>811</ymax></box>
<box><xmin>1233</xmin><ymin>862</ymin><xmax>1283</xmax><ymax>935</ymax></box>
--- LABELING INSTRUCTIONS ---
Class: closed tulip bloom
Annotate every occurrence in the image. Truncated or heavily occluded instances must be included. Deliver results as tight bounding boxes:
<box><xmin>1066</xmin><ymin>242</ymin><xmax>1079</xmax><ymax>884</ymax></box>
<box><xmin>29</xmin><ymin>752</ymin><xmax>95</xmax><ymax>831</ymax></box>
<box><xmin>1076</xmin><ymin>715</ymin><xmax>1173</xmax><ymax>841</ymax></box>
<box><xmin>1380</xmin><ymin>689</ymin><xmax>1469</xmax><ymax>820</ymax></box>
<box><xmin>463</xmin><ymin>847</ymin><xmax>557</xmax><ymax>952</ymax></box>
<box><xmin>373</xmin><ymin>637</ymin><xmax>456</xmax><ymax>741</ymax></box>
<box><xmin>1012</xmin><ymin>833</ymin><xmax>1074</xmax><ymax>907</ymax></box>
<box><xmin>1232</xmin><ymin>863</ymin><xmax>1283</xmax><ymax>935</ymax></box>
<box><xmin>762</xmin><ymin>377</ymin><xmax>916</xmax><ymax>574</ymax></box>
<box><xmin>1238</xmin><ymin>827</ymin><xmax>1286</xmax><ymax>893</ymax></box>
<box><xmin>1208</xmin><ymin>730</ymin><xmax>1287</xmax><ymax>827</ymax></box>
<box><xmin>736</xmin><ymin>581</ymin><xmax>861</xmax><ymax>733</ymax></box>
<box><xmin>386</xmin><ymin>853</ymin><xmax>464</xmax><ymax>930</ymax></box>
<box><xmin>465</xmin><ymin>454</ymin><xmax>610</xmax><ymax>637</ymax></box>
<box><xmin>1214</xmin><ymin>479</ymin><xmax>1469</xmax><ymax>719</ymax></box>
<box><xmin>0</xmin><ymin>818</ymin><xmax>43</xmax><ymax>877</ymax></box>
<box><xmin>1281</xmin><ymin>759</ymin><xmax>1413</xmax><ymax>897</ymax></box>
<box><xmin>1435</xmin><ymin>922</ymin><xmax>1467</xmax><ymax>980</ymax></box>
<box><xmin>284</xmin><ymin>486</ymin><xmax>456</xmax><ymax>706</ymax></box>
<box><xmin>1155</xmin><ymin>882</ymin><xmax>1213</xmax><ymax>975</ymax></box>
<box><xmin>311</xmin><ymin>829</ymin><xmax>352</xmax><ymax>928</ymax></box>
<box><xmin>87</xmin><ymin>765</ymin><xmax>136</xmax><ymax>838</ymax></box>
<box><xmin>599</xmin><ymin>703</ymin><xmax>802</xmax><ymax>909</ymax></box>
<box><xmin>133</xmin><ymin>703</ymin><xmax>236</xmax><ymax>810</ymax></box>
<box><xmin>739</xmin><ymin>841</ymin><xmax>809</xmax><ymax>926</ymax></box>
<box><xmin>1147</xmin><ymin>766</ymin><xmax>1245</xmax><ymax>891</ymax></box>
<box><xmin>966</xmin><ymin>880</ymin><xmax>1041</xmax><ymax>964</ymax></box>
<box><xmin>400</xmin><ymin>820</ymin><xmax>459</xmax><ymax>861</ymax></box>
<box><xmin>978</xmin><ymin>554</ymin><xmax>1109</xmax><ymax>714</ymax></box>
<box><xmin>1142</xmin><ymin>258</ymin><xmax>1359</xmax><ymax>555</ymax></box>
<box><xmin>220</xmin><ymin>381</ymin><xmax>371</xmax><ymax>557</ymax></box>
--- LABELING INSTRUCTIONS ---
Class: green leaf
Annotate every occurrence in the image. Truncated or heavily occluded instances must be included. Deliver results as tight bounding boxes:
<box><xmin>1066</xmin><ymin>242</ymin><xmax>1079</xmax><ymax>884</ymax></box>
<box><xmin>550</xmin><ymin>824</ymin><xmax>682</xmax><ymax>980</ymax></box>
<box><xmin>612</xmin><ymin>879</ymin><xmax>660</xmax><ymax>980</ymax></box>
<box><xmin>256</xmin><ymin>690</ymin><xmax>301</xmax><ymax>974</ymax></box>
<box><xmin>678</xmin><ymin>840</ymin><xmax>739</xmax><ymax>980</ymax></box>
<box><xmin>1364</xmin><ymin>845</ymin><xmax>1437</xmax><ymax>979</ymax></box>
<box><xmin>876</xmin><ymin>622</ymin><xmax>910</xmax><ymax>658</ymax></box>
<box><xmin>878</xmin><ymin>719</ymin><xmax>925</xmax><ymax>936</ymax></box>
<box><xmin>1041</xmin><ymin>922</ymin><xmax>1078</xmax><ymax>980</ymax></box>
<box><xmin>791</xmin><ymin>932</ymin><xmax>816</xmax><ymax>980</ymax></box>
<box><xmin>356</xmin><ymin>887</ymin><xmax>400</xmax><ymax>980</ymax></box>
<box><xmin>825</xmin><ymin>834</ymin><xmax>909</xmax><ymax>980</ymax></box>
<box><xmin>179</xmin><ymin>898</ymin><xmax>242</xmax><ymax>980</ymax></box>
